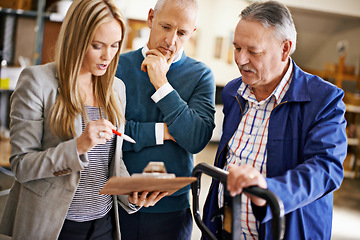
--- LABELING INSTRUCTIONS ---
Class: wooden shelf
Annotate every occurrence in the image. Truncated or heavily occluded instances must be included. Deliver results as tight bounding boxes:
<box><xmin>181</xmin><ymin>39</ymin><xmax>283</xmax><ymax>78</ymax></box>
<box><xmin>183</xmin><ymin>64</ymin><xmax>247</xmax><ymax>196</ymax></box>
<box><xmin>346</xmin><ymin>103</ymin><xmax>360</xmax><ymax>113</ymax></box>
<box><xmin>334</xmin><ymin>55</ymin><xmax>360</xmax><ymax>89</ymax></box>
<box><xmin>348</xmin><ymin>137</ymin><xmax>359</xmax><ymax>147</ymax></box>
<box><xmin>305</xmin><ymin>56</ymin><xmax>360</xmax><ymax>91</ymax></box>
<box><xmin>344</xmin><ymin>100</ymin><xmax>360</xmax><ymax>178</ymax></box>
<box><xmin>336</xmin><ymin>55</ymin><xmax>360</xmax><ymax>179</ymax></box>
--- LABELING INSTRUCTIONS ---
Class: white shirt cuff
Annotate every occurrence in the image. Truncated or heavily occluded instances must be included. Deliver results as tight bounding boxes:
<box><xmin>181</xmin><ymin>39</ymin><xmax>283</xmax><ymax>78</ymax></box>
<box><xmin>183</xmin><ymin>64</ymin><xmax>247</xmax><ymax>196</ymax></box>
<box><xmin>155</xmin><ymin>123</ymin><xmax>164</xmax><ymax>145</ymax></box>
<box><xmin>151</xmin><ymin>82</ymin><xmax>173</xmax><ymax>103</ymax></box>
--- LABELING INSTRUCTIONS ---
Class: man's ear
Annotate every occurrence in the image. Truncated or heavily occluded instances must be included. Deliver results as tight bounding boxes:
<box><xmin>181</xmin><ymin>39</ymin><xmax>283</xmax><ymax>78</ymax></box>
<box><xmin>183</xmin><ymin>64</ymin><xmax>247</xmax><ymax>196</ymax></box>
<box><xmin>147</xmin><ymin>9</ymin><xmax>155</xmax><ymax>28</ymax></box>
<box><xmin>281</xmin><ymin>39</ymin><xmax>292</xmax><ymax>61</ymax></box>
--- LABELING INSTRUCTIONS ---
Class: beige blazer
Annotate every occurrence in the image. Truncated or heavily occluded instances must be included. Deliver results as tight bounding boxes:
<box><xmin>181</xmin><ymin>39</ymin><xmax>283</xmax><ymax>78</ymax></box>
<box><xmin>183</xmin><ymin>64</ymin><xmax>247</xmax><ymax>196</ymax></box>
<box><xmin>0</xmin><ymin>63</ymin><xmax>134</xmax><ymax>240</ymax></box>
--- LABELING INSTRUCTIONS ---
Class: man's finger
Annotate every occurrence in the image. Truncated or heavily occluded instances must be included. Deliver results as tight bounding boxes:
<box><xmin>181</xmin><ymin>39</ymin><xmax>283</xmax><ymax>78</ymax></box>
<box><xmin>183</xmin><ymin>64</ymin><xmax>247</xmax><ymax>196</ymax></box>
<box><xmin>145</xmin><ymin>49</ymin><xmax>162</xmax><ymax>57</ymax></box>
<box><xmin>167</xmin><ymin>51</ymin><xmax>176</xmax><ymax>65</ymax></box>
<box><xmin>141</xmin><ymin>62</ymin><xmax>147</xmax><ymax>72</ymax></box>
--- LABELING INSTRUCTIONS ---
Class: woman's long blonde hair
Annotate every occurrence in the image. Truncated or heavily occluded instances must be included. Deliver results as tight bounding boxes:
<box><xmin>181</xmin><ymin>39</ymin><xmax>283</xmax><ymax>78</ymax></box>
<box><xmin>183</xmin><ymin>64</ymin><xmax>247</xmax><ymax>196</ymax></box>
<box><xmin>49</xmin><ymin>0</ymin><xmax>126</xmax><ymax>140</ymax></box>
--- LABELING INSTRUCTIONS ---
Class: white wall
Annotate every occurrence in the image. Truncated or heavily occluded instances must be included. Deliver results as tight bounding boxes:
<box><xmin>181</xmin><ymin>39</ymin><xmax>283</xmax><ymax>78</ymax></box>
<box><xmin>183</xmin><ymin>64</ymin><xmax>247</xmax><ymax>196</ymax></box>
<box><xmin>195</xmin><ymin>0</ymin><xmax>247</xmax><ymax>86</ymax></box>
<box><xmin>278</xmin><ymin>0</ymin><xmax>360</xmax><ymax>17</ymax></box>
<box><xmin>120</xmin><ymin>0</ymin><xmax>154</xmax><ymax>21</ymax></box>
<box><xmin>302</xmin><ymin>27</ymin><xmax>360</xmax><ymax>72</ymax></box>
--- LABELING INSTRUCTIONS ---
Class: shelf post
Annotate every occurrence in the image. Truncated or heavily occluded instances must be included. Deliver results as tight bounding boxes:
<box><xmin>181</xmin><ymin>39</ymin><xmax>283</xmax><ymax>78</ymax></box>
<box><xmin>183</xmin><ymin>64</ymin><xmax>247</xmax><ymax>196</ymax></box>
<box><xmin>33</xmin><ymin>0</ymin><xmax>46</xmax><ymax>65</ymax></box>
<box><xmin>335</xmin><ymin>55</ymin><xmax>345</xmax><ymax>88</ymax></box>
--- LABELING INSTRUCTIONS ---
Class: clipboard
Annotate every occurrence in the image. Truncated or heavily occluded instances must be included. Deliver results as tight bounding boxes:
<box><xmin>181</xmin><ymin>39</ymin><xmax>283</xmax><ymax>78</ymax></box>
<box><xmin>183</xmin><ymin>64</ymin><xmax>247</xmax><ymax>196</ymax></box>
<box><xmin>99</xmin><ymin>161</ymin><xmax>196</xmax><ymax>196</ymax></box>
<box><xmin>99</xmin><ymin>176</ymin><xmax>197</xmax><ymax>196</ymax></box>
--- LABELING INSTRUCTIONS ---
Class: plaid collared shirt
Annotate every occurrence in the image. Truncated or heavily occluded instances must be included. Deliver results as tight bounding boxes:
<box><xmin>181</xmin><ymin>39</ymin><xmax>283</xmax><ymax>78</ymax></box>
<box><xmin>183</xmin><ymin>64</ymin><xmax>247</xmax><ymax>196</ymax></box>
<box><xmin>218</xmin><ymin>62</ymin><xmax>293</xmax><ymax>239</ymax></box>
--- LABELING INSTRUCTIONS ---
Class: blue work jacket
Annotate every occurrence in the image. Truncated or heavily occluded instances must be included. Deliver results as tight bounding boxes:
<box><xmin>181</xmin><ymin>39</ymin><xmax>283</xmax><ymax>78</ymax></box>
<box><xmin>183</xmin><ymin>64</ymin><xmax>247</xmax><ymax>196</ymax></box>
<box><xmin>203</xmin><ymin>60</ymin><xmax>347</xmax><ymax>240</ymax></box>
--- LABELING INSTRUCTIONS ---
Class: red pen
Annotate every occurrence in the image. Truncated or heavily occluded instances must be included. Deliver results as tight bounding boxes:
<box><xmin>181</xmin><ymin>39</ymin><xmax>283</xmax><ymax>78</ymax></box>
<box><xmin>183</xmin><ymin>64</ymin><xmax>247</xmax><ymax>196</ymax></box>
<box><xmin>112</xmin><ymin>129</ymin><xmax>136</xmax><ymax>143</ymax></box>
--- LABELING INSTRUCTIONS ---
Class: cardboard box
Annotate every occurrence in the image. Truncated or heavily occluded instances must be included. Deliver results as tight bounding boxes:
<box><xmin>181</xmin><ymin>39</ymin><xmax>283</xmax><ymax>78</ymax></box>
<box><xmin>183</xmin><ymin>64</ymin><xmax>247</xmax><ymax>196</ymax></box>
<box><xmin>0</xmin><ymin>0</ymin><xmax>33</xmax><ymax>10</ymax></box>
<box><xmin>16</xmin><ymin>0</ymin><xmax>32</xmax><ymax>10</ymax></box>
<box><xmin>14</xmin><ymin>17</ymin><xmax>36</xmax><ymax>66</ymax></box>
<box><xmin>0</xmin><ymin>0</ymin><xmax>13</xmax><ymax>8</ymax></box>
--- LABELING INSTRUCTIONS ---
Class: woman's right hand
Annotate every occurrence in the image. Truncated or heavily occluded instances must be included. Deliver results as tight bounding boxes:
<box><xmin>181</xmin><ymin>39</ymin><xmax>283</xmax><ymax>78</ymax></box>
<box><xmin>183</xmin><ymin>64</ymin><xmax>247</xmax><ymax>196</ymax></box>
<box><xmin>76</xmin><ymin>119</ymin><xmax>115</xmax><ymax>155</ymax></box>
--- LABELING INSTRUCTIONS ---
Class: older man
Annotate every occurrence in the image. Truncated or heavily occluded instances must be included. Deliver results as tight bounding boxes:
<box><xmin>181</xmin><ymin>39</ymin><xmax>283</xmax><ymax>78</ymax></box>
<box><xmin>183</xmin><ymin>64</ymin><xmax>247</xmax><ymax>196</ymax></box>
<box><xmin>203</xmin><ymin>1</ymin><xmax>347</xmax><ymax>239</ymax></box>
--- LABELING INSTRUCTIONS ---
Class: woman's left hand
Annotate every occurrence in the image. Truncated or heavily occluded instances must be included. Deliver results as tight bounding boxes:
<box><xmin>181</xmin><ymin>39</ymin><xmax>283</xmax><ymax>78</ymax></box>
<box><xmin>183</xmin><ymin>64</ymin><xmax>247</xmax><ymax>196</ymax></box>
<box><xmin>129</xmin><ymin>191</ymin><xmax>168</xmax><ymax>207</ymax></box>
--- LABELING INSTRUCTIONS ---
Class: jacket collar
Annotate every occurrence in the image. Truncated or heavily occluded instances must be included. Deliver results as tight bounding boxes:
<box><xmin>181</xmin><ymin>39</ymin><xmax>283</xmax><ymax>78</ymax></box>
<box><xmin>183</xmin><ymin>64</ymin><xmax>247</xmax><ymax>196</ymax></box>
<box><xmin>283</xmin><ymin>59</ymin><xmax>311</xmax><ymax>103</ymax></box>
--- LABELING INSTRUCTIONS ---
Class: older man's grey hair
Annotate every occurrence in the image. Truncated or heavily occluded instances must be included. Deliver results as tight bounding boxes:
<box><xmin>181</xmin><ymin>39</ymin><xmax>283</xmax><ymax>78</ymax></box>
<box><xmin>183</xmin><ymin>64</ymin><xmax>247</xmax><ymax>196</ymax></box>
<box><xmin>240</xmin><ymin>1</ymin><xmax>297</xmax><ymax>55</ymax></box>
<box><xmin>154</xmin><ymin>0</ymin><xmax>199</xmax><ymax>17</ymax></box>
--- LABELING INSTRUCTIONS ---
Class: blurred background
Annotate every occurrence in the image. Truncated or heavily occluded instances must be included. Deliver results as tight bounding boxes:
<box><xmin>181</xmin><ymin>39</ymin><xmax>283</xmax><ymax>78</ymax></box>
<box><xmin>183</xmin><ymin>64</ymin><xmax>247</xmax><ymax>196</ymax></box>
<box><xmin>1</xmin><ymin>0</ymin><xmax>360</xmax><ymax>239</ymax></box>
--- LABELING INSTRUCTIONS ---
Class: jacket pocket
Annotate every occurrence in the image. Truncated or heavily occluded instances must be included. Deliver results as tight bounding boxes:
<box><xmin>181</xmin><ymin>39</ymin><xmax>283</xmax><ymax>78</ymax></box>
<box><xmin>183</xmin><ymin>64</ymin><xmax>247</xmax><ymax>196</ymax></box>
<box><xmin>22</xmin><ymin>179</ymin><xmax>51</xmax><ymax>197</ymax></box>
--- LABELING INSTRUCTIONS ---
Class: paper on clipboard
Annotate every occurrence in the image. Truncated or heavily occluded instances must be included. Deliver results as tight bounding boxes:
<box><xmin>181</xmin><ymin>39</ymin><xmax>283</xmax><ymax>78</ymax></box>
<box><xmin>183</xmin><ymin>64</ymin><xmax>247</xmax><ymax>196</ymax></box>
<box><xmin>99</xmin><ymin>176</ymin><xmax>197</xmax><ymax>196</ymax></box>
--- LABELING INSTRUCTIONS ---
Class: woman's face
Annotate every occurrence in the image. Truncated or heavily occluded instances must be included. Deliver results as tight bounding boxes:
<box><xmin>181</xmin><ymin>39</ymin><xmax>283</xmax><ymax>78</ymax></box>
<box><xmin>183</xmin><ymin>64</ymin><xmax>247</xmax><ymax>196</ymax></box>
<box><xmin>81</xmin><ymin>19</ymin><xmax>122</xmax><ymax>76</ymax></box>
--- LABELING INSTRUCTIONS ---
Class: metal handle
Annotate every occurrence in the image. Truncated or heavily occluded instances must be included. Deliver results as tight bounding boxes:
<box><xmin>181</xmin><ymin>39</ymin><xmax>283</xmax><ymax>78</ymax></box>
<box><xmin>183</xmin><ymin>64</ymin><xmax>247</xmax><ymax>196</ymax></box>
<box><xmin>191</xmin><ymin>163</ymin><xmax>285</xmax><ymax>240</ymax></box>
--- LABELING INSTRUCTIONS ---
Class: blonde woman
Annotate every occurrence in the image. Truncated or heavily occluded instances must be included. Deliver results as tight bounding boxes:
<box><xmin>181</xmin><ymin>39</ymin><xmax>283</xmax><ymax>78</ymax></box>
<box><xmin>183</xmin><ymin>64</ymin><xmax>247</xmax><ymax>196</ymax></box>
<box><xmin>0</xmin><ymin>0</ymin><xmax>166</xmax><ymax>239</ymax></box>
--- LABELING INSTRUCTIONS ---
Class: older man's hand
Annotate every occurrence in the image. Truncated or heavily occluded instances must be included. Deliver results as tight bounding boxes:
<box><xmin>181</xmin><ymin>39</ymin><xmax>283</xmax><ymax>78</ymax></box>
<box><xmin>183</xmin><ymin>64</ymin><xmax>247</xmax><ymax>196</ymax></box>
<box><xmin>227</xmin><ymin>164</ymin><xmax>268</xmax><ymax>206</ymax></box>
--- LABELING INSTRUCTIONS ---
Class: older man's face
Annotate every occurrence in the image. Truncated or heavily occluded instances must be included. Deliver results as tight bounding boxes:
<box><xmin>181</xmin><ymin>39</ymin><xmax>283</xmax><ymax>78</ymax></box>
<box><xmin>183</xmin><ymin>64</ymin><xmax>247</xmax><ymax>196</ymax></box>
<box><xmin>233</xmin><ymin>19</ymin><xmax>290</xmax><ymax>94</ymax></box>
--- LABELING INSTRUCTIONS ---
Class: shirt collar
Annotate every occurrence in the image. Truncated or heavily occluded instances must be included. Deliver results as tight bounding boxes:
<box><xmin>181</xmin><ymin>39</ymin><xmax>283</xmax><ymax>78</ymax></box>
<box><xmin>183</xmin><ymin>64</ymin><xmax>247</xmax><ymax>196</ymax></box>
<box><xmin>272</xmin><ymin>59</ymin><xmax>293</xmax><ymax>104</ymax></box>
<box><xmin>141</xmin><ymin>44</ymin><xmax>183</xmax><ymax>64</ymax></box>
<box><xmin>238</xmin><ymin>59</ymin><xmax>293</xmax><ymax>105</ymax></box>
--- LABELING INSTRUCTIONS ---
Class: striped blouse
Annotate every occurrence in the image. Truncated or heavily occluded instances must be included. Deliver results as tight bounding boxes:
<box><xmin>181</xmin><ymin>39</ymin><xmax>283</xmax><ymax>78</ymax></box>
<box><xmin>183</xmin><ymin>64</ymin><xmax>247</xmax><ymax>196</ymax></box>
<box><xmin>66</xmin><ymin>106</ymin><xmax>115</xmax><ymax>222</ymax></box>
